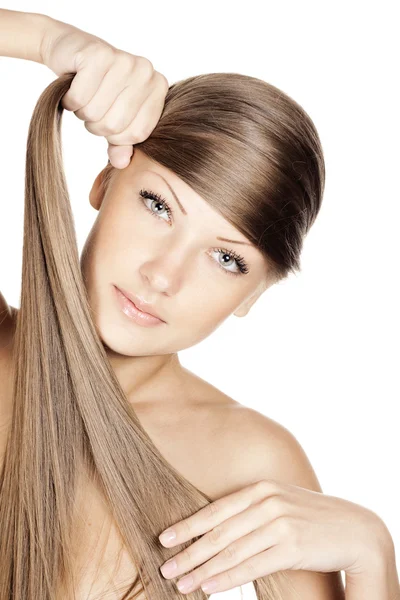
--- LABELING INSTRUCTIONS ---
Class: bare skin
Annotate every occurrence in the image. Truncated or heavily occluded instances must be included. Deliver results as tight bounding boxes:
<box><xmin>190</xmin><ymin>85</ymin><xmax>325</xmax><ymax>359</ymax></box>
<box><xmin>80</xmin><ymin>147</ymin><xmax>272</xmax><ymax>410</ymax></box>
<box><xmin>0</xmin><ymin>13</ymin><xmax>352</xmax><ymax>599</ymax></box>
<box><xmin>0</xmin><ymin>301</ymin><xmax>347</xmax><ymax>600</ymax></box>
<box><xmin>1</xmin><ymin>151</ymin><xmax>349</xmax><ymax>599</ymax></box>
<box><xmin>0</xmin><ymin>155</ymin><xmax>276</xmax><ymax>593</ymax></box>
<box><xmin>0</xmin><ymin>306</ymin><xmax>271</xmax><ymax>600</ymax></box>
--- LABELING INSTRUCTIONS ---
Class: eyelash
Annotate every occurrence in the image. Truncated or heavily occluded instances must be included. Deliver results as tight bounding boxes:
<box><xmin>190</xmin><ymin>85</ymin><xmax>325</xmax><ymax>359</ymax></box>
<box><xmin>138</xmin><ymin>188</ymin><xmax>250</xmax><ymax>277</ymax></box>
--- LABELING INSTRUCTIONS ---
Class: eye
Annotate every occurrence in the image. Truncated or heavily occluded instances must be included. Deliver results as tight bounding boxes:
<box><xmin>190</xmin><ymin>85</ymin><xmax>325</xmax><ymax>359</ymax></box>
<box><xmin>139</xmin><ymin>189</ymin><xmax>250</xmax><ymax>277</ymax></box>
<box><xmin>139</xmin><ymin>188</ymin><xmax>173</xmax><ymax>222</ymax></box>
<box><xmin>210</xmin><ymin>248</ymin><xmax>250</xmax><ymax>277</ymax></box>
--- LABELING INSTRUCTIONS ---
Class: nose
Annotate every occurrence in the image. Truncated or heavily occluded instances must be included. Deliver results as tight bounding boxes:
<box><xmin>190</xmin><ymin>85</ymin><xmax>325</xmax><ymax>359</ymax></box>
<box><xmin>139</xmin><ymin>244</ymin><xmax>195</xmax><ymax>295</ymax></box>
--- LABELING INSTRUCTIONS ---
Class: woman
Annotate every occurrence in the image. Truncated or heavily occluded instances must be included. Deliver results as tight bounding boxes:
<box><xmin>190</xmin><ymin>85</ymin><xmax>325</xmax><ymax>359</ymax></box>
<box><xmin>0</xmin><ymin>8</ymin><xmax>398</xmax><ymax>600</ymax></box>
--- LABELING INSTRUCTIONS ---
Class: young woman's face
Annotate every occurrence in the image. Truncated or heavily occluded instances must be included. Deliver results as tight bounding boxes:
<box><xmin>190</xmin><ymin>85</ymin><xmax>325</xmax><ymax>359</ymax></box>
<box><xmin>80</xmin><ymin>149</ymin><xmax>271</xmax><ymax>358</ymax></box>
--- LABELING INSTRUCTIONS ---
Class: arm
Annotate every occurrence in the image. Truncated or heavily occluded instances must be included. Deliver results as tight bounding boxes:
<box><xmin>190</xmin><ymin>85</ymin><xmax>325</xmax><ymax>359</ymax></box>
<box><xmin>221</xmin><ymin>409</ymin><xmax>399</xmax><ymax>599</ymax></box>
<box><xmin>250</xmin><ymin>414</ymin><xmax>400</xmax><ymax>600</ymax></box>
<box><xmin>156</xmin><ymin>407</ymin><xmax>400</xmax><ymax>598</ymax></box>
<box><xmin>345</xmin><ymin>536</ymin><xmax>400</xmax><ymax>600</ymax></box>
<box><xmin>0</xmin><ymin>8</ymin><xmax>51</xmax><ymax>63</ymax></box>
<box><xmin>0</xmin><ymin>8</ymin><xmax>52</xmax><ymax>339</ymax></box>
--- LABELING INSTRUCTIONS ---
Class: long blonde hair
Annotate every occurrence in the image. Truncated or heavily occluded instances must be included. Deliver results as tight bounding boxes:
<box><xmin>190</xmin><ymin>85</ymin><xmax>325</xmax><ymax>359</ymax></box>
<box><xmin>0</xmin><ymin>71</ymin><xmax>325</xmax><ymax>599</ymax></box>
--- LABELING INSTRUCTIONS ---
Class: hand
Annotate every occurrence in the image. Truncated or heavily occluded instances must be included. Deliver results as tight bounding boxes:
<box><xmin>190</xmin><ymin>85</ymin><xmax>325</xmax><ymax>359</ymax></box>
<box><xmin>40</xmin><ymin>18</ymin><xmax>168</xmax><ymax>168</ymax></box>
<box><xmin>158</xmin><ymin>478</ymin><xmax>391</xmax><ymax>595</ymax></box>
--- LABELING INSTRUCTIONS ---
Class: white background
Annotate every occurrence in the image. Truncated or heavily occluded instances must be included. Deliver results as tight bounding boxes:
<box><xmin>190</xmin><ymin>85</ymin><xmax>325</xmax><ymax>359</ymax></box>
<box><xmin>0</xmin><ymin>1</ymin><xmax>399</xmax><ymax>594</ymax></box>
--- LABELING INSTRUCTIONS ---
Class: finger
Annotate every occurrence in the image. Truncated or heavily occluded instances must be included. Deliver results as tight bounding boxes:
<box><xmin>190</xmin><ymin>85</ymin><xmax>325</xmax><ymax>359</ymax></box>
<box><xmin>102</xmin><ymin>84</ymin><xmax>161</xmax><ymax>169</ymax></box>
<box><xmin>61</xmin><ymin>46</ymin><xmax>114</xmax><ymax>111</ymax></box>
<box><xmin>182</xmin><ymin>524</ymin><xmax>277</xmax><ymax>587</ymax></box>
<box><xmin>83</xmin><ymin>80</ymin><xmax>153</xmax><ymax>138</ymax></box>
<box><xmin>160</xmin><ymin>504</ymin><xmax>277</xmax><ymax>583</ymax></box>
<box><xmin>86</xmin><ymin>72</ymin><xmax>165</xmax><ymax>144</ymax></box>
<box><xmin>159</xmin><ymin>481</ymin><xmax>270</xmax><ymax>548</ymax></box>
<box><xmin>107</xmin><ymin>143</ymin><xmax>133</xmax><ymax>169</ymax></box>
<box><xmin>75</xmin><ymin>54</ymin><xmax>153</xmax><ymax>125</ymax></box>
<box><xmin>119</xmin><ymin>76</ymin><xmax>167</xmax><ymax>142</ymax></box>
<box><xmin>198</xmin><ymin>545</ymin><xmax>294</xmax><ymax>595</ymax></box>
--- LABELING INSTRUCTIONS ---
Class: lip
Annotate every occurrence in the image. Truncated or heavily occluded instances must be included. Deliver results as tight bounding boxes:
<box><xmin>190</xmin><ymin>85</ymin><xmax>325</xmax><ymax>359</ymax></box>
<box><xmin>113</xmin><ymin>285</ymin><xmax>165</xmax><ymax>326</ymax></box>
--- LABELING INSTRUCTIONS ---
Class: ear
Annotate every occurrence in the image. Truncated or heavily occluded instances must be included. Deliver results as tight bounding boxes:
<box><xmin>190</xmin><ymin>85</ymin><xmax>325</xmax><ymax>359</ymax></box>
<box><xmin>234</xmin><ymin>281</ymin><xmax>267</xmax><ymax>318</ymax></box>
<box><xmin>89</xmin><ymin>165</ymin><xmax>111</xmax><ymax>211</ymax></box>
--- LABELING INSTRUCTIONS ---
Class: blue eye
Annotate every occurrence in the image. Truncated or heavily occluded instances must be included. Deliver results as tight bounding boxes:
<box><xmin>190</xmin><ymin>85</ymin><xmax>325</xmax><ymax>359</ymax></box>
<box><xmin>139</xmin><ymin>188</ymin><xmax>173</xmax><ymax>221</ymax></box>
<box><xmin>211</xmin><ymin>248</ymin><xmax>249</xmax><ymax>276</ymax></box>
<box><xmin>138</xmin><ymin>188</ymin><xmax>250</xmax><ymax>277</ymax></box>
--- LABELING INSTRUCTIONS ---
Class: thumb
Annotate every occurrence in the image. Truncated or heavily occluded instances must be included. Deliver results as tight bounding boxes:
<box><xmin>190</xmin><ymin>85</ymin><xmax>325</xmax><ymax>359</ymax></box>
<box><xmin>107</xmin><ymin>143</ymin><xmax>134</xmax><ymax>169</ymax></box>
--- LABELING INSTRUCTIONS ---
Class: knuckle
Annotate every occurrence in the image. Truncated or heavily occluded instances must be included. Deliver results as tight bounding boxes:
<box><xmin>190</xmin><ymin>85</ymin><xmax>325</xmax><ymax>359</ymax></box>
<box><xmin>258</xmin><ymin>478</ymin><xmax>280</xmax><ymax>491</ymax></box>
<box><xmin>135</xmin><ymin>55</ymin><xmax>154</xmax><ymax>78</ymax></box>
<box><xmin>252</xmin><ymin>478</ymin><xmax>282</xmax><ymax>499</ymax></box>
<box><xmin>105</xmin><ymin>132</ymin><xmax>128</xmax><ymax>146</ymax></box>
<box><xmin>250</xmin><ymin>479</ymin><xmax>265</xmax><ymax>497</ymax></box>
<box><xmin>85</xmin><ymin>42</ymin><xmax>114</xmax><ymax>66</ymax></box>
<box><xmin>114</xmin><ymin>118</ymin><xmax>130</xmax><ymax>135</ymax></box>
<box><xmin>258</xmin><ymin>496</ymin><xmax>274</xmax><ymax>517</ymax></box>
<box><xmin>252</xmin><ymin>478</ymin><xmax>271</xmax><ymax>494</ymax></box>
<box><xmin>129</xmin><ymin>126</ymin><xmax>149</xmax><ymax>144</ymax></box>
<box><xmin>84</xmin><ymin>121</ymin><xmax>96</xmax><ymax>134</ymax></box>
<box><xmin>208</xmin><ymin>524</ymin><xmax>223</xmax><ymax>545</ymax></box>
<box><xmin>75</xmin><ymin>41</ymin><xmax>113</xmax><ymax>68</ymax></box>
<box><xmin>257</xmin><ymin>499</ymin><xmax>275</xmax><ymax>525</ymax></box>
<box><xmin>119</xmin><ymin>119</ymin><xmax>154</xmax><ymax>145</ymax></box>
<box><xmin>274</xmin><ymin>515</ymin><xmax>294</xmax><ymax>540</ymax></box>
<box><xmin>83</xmin><ymin>40</ymin><xmax>102</xmax><ymax>54</ymax></box>
<box><xmin>245</xmin><ymin>559</ymin><xmax>258</xmax><ymax>580</ymax></box>
<box><xmin>93</xmin><ymin>41</ymin><xmax>115</xmax><ymax>59</ymax></box>
<box><xmin>181</xmin><ymin>546</ymin><xmax>192</xmax><ymax>563</ymax></box>
<box><xmin>139</xmin><ymin>122</ymin><xmax>154</xmax><ymax>140</ymax></box>
<box><xmin>260</xmin><ymin>494</ymin><xmax>284</xmax><ymax>516</ymax></box>
<box><xmin>70</xmin><ymin>92</ymin><xmax>92</xmax><ymax>113</ymax></box>
<box><xmin>103</xmin><ymin>117</ymin><xmax>127</xmax><ymax>136</ymax></box>
<box><xmin>81</xmin><ymin>105</ymin><xmax>103</xmax><ymax>122</ymax></box>
<box><xmin>204</xmin><ymin>501</ymin><xmax>221</xmax><ymax>522</ymax></box>
<box><xmin>221</xmin><ymin>544</ymin><xmax>236</xmax><ymax>562</ymax></box>
<box><xmin>226</xmin><ymin>569</ymin><xmax>235</xmax><ymax>589</ymax></box>
<box><xmin>101</xmin><ymin>122</ymin><xmax>117</xmax><ymax>136</ymax></box>
<box><xmin>155</xmin><ymin>71</ymin><xmax>169</xmax><ymax>93</ymax></box>
<box><xmin>116</xmin><ymin>50</ymin><xmax>135</xmax><ymax>73</ymax></box>
<box><xmin>180</xmin><ymin>518</ymin><xmax>193</xmax><ymax>538</ymax></box>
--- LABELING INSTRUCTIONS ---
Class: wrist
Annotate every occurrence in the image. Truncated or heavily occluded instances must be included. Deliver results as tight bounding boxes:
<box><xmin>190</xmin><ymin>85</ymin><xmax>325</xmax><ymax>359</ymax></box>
<box><xmin>345</xmin><ymin>553</ymin><xmax>399</xmax><ymax>600</ymax></box>
<box><xmin>38</xmin><ymin>14</ymin><xmax>71</xmax><ymax>67</ymax></box>
<box><xmin>349</xmin><ymin>515</ymin><xmax>396</xmax><ymax>575</ymax></box>
<box><xmin>345</xmin><ymin>536</ymin><xmax>399</xmax><ymax>600</ymax></box>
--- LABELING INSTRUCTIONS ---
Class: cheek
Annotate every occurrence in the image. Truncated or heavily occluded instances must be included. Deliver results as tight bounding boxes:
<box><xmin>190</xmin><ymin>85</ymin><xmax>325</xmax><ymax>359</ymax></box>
<box><xmin>172</xmin><ymin>293</ymin><xmax>237</xmax><ymax>350</ymax></box>
<box><xmin>183</xmin><ymin>288</ymin><xmax>243</xmax><ymax>331</ymax></box>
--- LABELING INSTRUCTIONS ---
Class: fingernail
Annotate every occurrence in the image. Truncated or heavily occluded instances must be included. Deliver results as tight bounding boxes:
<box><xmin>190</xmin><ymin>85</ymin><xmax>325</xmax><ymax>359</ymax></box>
<box><xmin>177</xmin><ymin>575</ymin><xmax>194</xmax><ymax>592</ymax></box>
<box><xmin>201</xmin><ymin>580</ymin><xmax>218</xmax><ymax>593</ymax></box>
<box><xmin>160</xmin><ymin>558</ymin><xmax>177</xmax><ymax>577</ymax></box>
<box><xmin>159</xmin><ymin>529</ymin><xmax>176</xmax><ymax>545</ymax></box>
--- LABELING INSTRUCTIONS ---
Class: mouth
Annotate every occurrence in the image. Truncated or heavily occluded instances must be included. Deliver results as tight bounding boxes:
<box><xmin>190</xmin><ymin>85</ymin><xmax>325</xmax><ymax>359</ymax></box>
<box><xmin>113</xmin><ymin>285</ymin><xmax>165</xmax><ymax>324</ymax></box>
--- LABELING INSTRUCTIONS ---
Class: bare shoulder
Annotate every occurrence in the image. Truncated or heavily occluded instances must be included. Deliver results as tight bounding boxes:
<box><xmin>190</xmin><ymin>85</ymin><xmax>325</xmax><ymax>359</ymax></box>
<box><xmin>176</xmin><ymin>370</ymin><xmax>323</xmax><ymax>496</ymax></box>
<box><xmin>220</xmin><ymin>403</ymin><xmax>324</xmax><ymax>493</ymax></box>
<box><xmin>209</xmin><ymin>402</ymin><xmax>345</xmax><ymax>599</ymax></box>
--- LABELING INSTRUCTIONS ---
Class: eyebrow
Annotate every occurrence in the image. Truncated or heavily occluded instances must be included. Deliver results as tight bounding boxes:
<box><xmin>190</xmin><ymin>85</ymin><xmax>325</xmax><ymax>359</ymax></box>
<box><xmin>144</xmin><ymin>170</ymin><xmax>253</xmax><ymax>246</ymax></box>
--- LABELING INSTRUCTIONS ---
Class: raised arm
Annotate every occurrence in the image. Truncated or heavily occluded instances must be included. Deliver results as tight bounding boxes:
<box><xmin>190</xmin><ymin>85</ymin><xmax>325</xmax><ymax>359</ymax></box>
<box><xmin>0</xmin><ymin>8</ymin><xmax>53</xmax><ymax>64</ymax></box>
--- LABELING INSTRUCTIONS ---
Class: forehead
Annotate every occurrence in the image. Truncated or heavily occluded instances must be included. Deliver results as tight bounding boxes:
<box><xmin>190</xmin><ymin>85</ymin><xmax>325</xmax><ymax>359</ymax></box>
<box><xmin>115</xmin><ymin>150</ymin><xmax>271</xmax><ymax>281</ymax></box>
<box><xmin>126</xmin><ymin>149</ymin><xmax>203</xmax><ymax>205</ymax></box>
<box><xmin>122</xmin><ymin>150</ymin><xmax>250</xmax><ymax>238</ymax></box>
